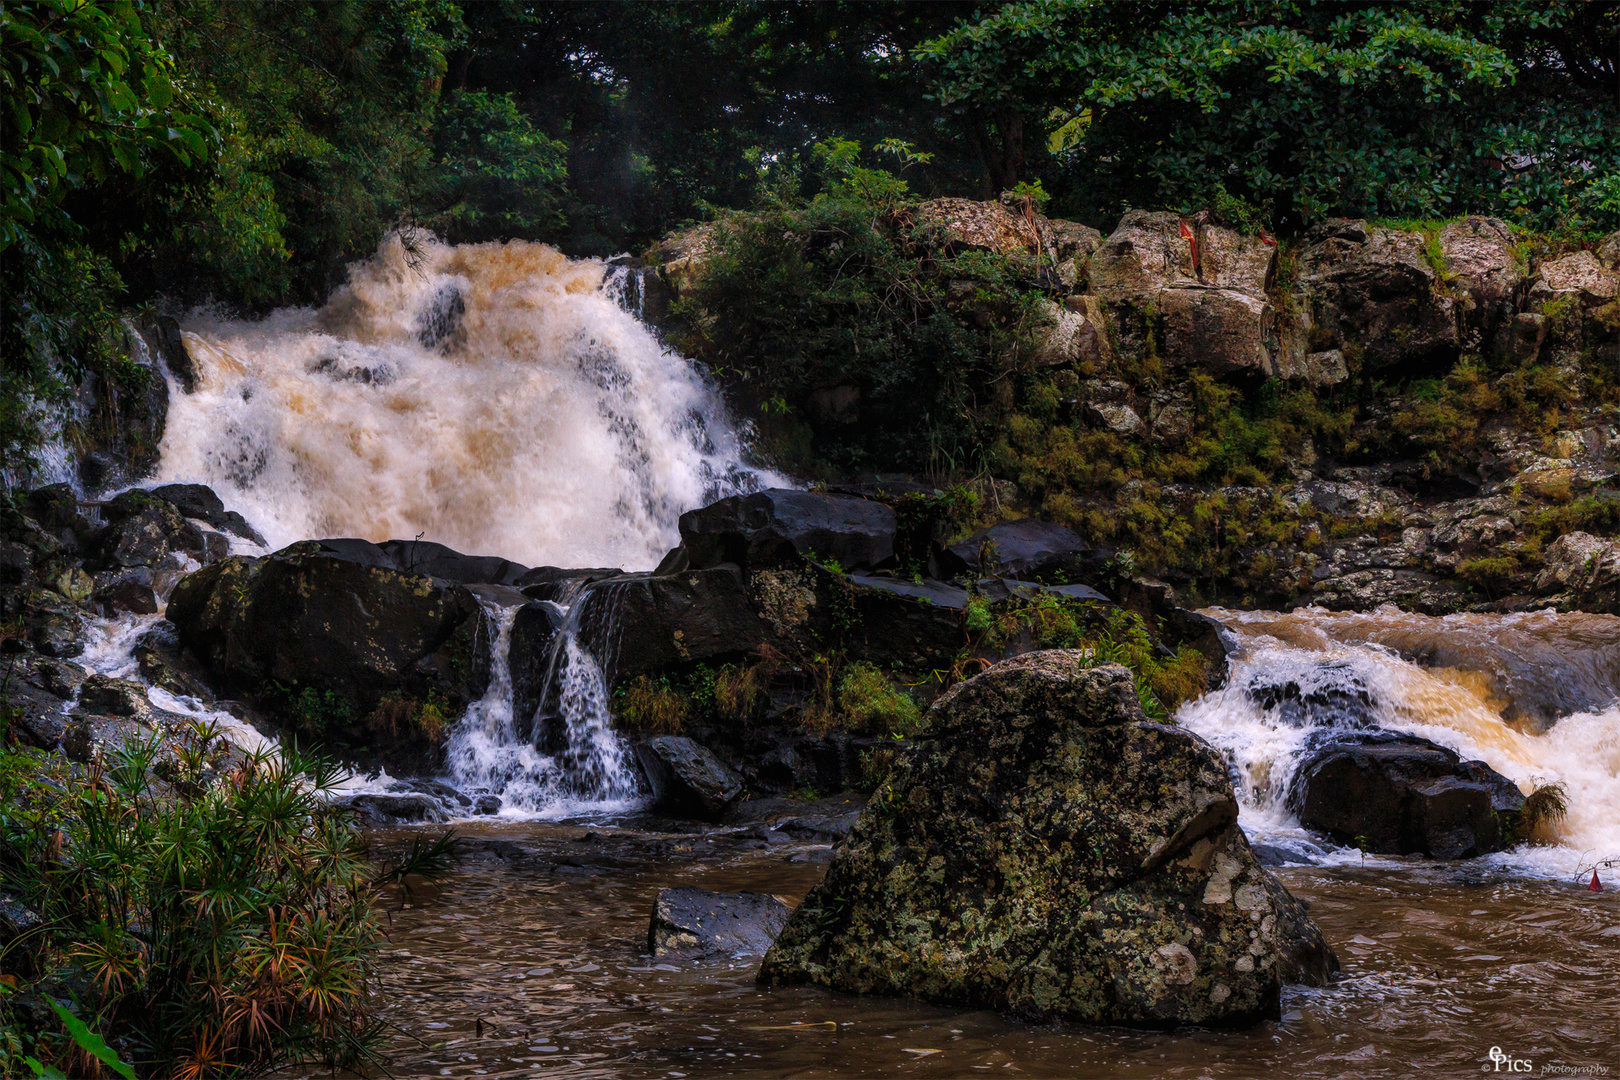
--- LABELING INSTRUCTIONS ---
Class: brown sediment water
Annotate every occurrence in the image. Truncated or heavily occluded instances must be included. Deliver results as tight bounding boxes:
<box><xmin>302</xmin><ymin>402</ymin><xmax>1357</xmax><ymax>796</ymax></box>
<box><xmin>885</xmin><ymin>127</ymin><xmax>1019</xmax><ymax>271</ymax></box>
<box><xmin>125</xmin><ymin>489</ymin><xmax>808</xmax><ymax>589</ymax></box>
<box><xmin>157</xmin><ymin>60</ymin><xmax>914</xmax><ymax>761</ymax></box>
<box><xmin>365</xmin><ymin>822</ymin><xmax>1620</xmax><ymax>1079</ymax></box>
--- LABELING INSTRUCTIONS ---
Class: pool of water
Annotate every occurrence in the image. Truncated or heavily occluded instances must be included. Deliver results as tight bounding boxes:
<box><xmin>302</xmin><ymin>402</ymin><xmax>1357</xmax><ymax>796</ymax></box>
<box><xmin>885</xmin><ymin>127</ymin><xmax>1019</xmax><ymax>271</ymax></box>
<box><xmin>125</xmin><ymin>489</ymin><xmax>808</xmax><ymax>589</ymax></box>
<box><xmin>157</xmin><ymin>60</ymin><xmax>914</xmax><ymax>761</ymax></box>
<box><xmin>365</xmin><ymin>819</ymin><xmax>1620</xmax><ymax>1079</ymax></box>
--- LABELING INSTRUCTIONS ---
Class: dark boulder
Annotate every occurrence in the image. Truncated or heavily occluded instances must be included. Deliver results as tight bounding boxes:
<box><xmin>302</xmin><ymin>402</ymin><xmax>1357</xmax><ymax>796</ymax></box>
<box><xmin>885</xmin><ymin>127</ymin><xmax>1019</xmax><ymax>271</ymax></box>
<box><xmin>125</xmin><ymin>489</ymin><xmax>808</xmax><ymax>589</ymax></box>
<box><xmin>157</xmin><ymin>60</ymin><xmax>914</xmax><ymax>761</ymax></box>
<box><xmin>96</xmin><ymin>490</ymin><xmax>211</xmax><ymax>570</ymax></box>
<box><xmin>1245</xmin><ymin>662</ymin><xmax>1379</xmax><ymax>728</ymax></box>
<box><xmin>336</xmin><ymin>792</ymin><xmax>450</xmax><ymax>826</ymax></box>
<box><xmin>508</xmin><ymin>601</ymin><xmax>567</xmax><ymax>746</ymax></box>
<box><xmin>680</xmin><ymin>489</ymin><xmax>896</xmax><ymax>572</ymax></box>
<box><xmin>515</xmin><ymin>565</ymin><xmax>624</xmax><ymax>603</ymax></box>
<box><xmin>92</xmin><ymin>566</ymin><xmax>160</xmax><ymax>615</ymax></box>
<box><xmin>1289</xmin><ymin>731</ymin><xmax>1523</xmax><ymax>859</ymax></box>
<box><xmin>378</xmin><ymin>539</ymin><xmax>528</xmax><ymax>586</ymax></box>
<box><xmin>939</xmin><ymin>518</ymin><xmax>1106</xmax><ymax>583</ymax></box>
<box><xmin>844</xmin><ymin>574</ymin><xmax>968</xmax><ymax>671</ymax></box>
<box><xmin>2</xmin><ymin>656</ymin><xmax>82</xmax><ymax>749</ymax></box>
<box><xmin>148</xmin><ymin>483</ymin><xmax>265</xmax><ymax>545</ymax></box>
<box><xmin>166</xmin><ymin>540</ymin><xmax>480</xmax><ymax>721</ymax></box>
<box><xmin>153</xmin><ymin>314</ymin><xmax>197</xmax><ymax>393</ymax></box>
<box><xmin>634</xmin><ymin>735</ymin><xmax>744</xmax><ymax>820</ymax></box>
<box><xmin>759</xmin><ymin>652</ymin><xmax>1338</xmax><ymax>1028</ymax></box>
<box><xmin>648</xmin><ymin>887</ymin><xmax>792</xmax><ymax>958</ymax></box>
<box><xmin>576</xmin><ymin>567</ymin><xmax>766</xmax><ymax>683</ymax></box>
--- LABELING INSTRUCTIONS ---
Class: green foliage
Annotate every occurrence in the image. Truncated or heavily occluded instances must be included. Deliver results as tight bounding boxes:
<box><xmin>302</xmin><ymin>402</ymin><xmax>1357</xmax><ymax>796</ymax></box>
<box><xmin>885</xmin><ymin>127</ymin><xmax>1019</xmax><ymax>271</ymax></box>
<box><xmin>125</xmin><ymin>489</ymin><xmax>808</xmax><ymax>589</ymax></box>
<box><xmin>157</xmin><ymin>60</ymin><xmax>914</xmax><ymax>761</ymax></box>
<box><xmin>919</xmin><ymin>2</ymin><xmax>1619</xmax><ymax>233</ymax></box>
<box><xmin>424</xmin><ymin>89</ymin><xmax>570</xmax><ymax>243</ymax></box>
<box><xmin>0</xmin><ymin>723</ymin><xmax>448</xmax><ymax>1077</ymax></box>
<box><xmin>614</xmin><ymin>675</ymin><xmax>687</xmax><ymax>735</ymax></box>
<box><xmin>674</xmin><ymin>152</ymin><xmax>1044</xmax><ymax>473</ymax></box>
<box><xmin>963</xmin><ymin>595</ymin><xmax>1208</xmax><ymax>720</ymax></box>
<box><xmin>0</xmin><ymin>0</ymin><xmax>215</xmax><ymax>248</ymax></box>
<box><xmin>837</xmin><ymin>663</ymin><xmax>922</xmax><ymax>738</ymax></box>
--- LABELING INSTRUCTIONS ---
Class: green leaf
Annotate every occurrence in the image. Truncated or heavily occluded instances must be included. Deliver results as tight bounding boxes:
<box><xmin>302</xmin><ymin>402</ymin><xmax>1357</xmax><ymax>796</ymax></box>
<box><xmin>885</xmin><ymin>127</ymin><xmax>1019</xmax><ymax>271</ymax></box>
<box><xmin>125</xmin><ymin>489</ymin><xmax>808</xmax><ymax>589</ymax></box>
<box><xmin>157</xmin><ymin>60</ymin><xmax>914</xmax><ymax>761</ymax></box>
<box><xmin>48</xmin><ymin>1001</ymin><xmax>137</xmax><ymax>1080</ymax></box>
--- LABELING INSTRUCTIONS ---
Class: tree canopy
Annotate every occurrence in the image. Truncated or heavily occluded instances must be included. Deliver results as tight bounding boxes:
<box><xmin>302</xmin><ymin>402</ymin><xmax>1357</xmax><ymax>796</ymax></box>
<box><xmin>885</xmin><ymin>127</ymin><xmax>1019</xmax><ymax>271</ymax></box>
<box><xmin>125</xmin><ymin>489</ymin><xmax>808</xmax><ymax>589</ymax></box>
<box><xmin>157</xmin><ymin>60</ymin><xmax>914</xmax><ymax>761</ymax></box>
<box><xmin>2</xmin><ymin>1</ymin><xmax>1616</xmax><ymax>467</ymax></box>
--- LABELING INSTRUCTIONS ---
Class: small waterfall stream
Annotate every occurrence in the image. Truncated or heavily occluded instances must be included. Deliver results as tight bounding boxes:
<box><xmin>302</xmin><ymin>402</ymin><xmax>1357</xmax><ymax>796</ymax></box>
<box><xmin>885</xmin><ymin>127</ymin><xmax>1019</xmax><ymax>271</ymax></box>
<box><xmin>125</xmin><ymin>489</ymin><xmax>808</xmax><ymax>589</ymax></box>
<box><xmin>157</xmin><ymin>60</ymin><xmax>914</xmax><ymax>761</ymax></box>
<box><xmin>443</xmin><ymin>590</ymin><xmax>643</xmax><ymax>818</ymax></box>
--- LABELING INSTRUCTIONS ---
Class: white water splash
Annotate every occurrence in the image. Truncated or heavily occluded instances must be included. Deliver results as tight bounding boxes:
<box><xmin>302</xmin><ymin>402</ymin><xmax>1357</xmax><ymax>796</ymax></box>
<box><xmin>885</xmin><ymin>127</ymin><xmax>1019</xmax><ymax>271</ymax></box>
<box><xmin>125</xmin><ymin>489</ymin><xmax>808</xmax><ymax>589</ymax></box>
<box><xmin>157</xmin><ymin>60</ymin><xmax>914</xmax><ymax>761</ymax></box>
<box><xmin>154</xmin><ymin>234</ymin><xmax>782</xmax><ymax>570</ymax></box>
<box><xmin>443</xmin><ymin>598</ymin><xmax>643</xmax><ymax>819</ymax></box>
<box><xmin>1178</xmin><ymin>606</ymin><xmax>1620</xmax><ymax>879</ymax></box>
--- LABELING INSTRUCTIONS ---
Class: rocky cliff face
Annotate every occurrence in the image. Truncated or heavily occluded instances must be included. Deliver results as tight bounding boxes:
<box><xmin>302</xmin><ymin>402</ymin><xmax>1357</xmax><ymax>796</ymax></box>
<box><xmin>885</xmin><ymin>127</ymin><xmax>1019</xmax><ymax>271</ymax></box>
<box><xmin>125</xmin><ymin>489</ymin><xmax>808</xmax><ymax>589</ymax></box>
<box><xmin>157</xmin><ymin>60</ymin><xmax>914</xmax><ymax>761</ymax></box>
<box><xmin>652</xmin><ymin>203</ymin><xmax>1620</xmax><ymax>615</ymax></box>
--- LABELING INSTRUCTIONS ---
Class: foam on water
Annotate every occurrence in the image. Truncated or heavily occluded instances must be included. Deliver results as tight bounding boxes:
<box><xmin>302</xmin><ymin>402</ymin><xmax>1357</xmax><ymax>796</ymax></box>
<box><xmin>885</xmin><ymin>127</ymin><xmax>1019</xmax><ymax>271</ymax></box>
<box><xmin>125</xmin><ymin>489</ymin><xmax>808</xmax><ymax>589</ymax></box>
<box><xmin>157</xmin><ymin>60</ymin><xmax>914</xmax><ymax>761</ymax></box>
<box><xmin>442</xmin><ymin>597</ymin><xmax>644</xmax><ymax>820</ymax></box>
<box><xmin>156</xmin><ymin>234</ymin><xmax>783</xmax><ymax>570</ymax></box>
<box><xmin>1179</xmin><ymin>606</ymin><xmax>1620</xmax><ymax>880</ymax></box>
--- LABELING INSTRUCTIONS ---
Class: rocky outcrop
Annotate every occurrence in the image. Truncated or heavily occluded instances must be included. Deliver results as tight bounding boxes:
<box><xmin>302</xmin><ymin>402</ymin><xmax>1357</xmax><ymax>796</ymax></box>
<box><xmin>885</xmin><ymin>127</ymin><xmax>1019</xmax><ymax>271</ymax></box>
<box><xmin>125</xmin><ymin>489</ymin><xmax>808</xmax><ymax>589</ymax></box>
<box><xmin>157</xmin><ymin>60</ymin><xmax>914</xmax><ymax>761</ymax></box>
<box><xmin>575</xmin><ymin>567</ymin><xmax>767</xmax><ymax>683</ymax></box>
<box><xmin>759</xmin><ymin>653</ymin><xmax>1337</xmax><ymax>1027</ymax></box>
<box><xmin>1289</xmin><ymin>732</ymin><xmax>1524</xmax><ymax>859</ymax></box>
<box><xmin>634</xmin><ymin>735</ymin><xmax>745</xmax><ymax>820</ymax></box>
<box><xmin>939</xmin><ymin>518</ymin><xmax>1107</xmax><ymax>583</ymax></box>
<box><xmin>1091</xmin><ymin>211</ymin><xmax>1279</xmax><ymax>377</ymax></box>
<box><xmin>1535</xmin><ymin>531</ymin><xmax>1620</xmax><ymax>613</ymax></box>
<box><xmin>680</xmin><ymin>489</ymin><xmax>896</xmax><ymax>573</ymax></box>
<box><xmin>648</xmin><ymin>887</ymin><xmax>791</xmax><ymax>958</ymax></box>
<box><xmin>165</xmin><ymin>539</ymin><xmax>482</xmax><ymax>753</ymax></box>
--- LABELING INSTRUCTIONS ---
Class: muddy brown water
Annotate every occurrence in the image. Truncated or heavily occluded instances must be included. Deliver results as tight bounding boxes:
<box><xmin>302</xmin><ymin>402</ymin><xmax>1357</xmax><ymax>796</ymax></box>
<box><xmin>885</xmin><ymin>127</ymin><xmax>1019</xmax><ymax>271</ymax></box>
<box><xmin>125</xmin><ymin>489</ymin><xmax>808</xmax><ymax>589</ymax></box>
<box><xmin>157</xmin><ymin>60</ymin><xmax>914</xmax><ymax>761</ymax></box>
<box><xmin>364</xmin><ymin>820</ymin><xmax>1620</xmax><ymax>1079</ymax></box>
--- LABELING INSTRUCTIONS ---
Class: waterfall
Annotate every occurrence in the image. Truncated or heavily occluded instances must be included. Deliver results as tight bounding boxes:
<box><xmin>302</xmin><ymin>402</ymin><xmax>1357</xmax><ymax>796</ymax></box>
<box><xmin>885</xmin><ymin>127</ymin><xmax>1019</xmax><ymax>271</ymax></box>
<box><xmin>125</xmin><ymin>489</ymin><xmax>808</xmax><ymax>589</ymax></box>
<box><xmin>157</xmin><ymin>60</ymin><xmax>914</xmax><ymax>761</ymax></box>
<box><xmin>444</xmin><ymin>591</ymin><xmax>643</xmax><ymax>818</ymax></box>
<box><xmin>1178</xmin><ymin>606</ymin><xmax>1620</xmax><ymax>874</ymax></box>
<box><xmin>154</xmin><ymin>233</ymin><xmax>783</xmax><ymax>570</ymax></box>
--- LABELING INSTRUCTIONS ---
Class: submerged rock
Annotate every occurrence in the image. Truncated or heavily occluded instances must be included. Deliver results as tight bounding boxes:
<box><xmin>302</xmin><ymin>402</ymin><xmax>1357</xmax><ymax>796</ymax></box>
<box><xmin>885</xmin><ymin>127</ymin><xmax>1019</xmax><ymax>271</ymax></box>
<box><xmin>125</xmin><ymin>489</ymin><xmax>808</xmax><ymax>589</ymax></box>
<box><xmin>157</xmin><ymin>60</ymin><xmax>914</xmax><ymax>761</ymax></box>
<box><xmin>758</xmin><ymin>652</ymin><xmax>1337</xmax><ymax>1027</ymax></box>
<box><xmin>1290</xmin><ymin>731</ymin><xmax>1523</xmax><ymax>859</ymax></box>
<box><xmin>635</xmin><ymin>736</ymin><xmax>744</xmax><ymax>821</ymax></box>
<box><xmin>648</xmin><ymin>887</ymin><xmax>791</xmax><ymax>958</ymax></box>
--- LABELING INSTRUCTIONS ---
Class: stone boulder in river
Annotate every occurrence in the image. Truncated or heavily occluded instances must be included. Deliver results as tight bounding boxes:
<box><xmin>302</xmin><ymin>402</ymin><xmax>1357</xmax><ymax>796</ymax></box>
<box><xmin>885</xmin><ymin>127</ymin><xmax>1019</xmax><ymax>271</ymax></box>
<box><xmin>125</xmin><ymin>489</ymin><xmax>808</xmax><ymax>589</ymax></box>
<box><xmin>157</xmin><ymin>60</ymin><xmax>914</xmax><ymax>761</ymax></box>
<box><xmin>648</xmin><ymin>887</ymin><xmax>791</xmax><ymax>958</ymax></box>
<box><xmin>758</xmin><ymin>652</ymin><xmax>1338</xmax><ymax>1027</ymax></box>
<box><xmin>635</xmin><ymin>735</ymin><xmax>745</xmax><ymax>821</ymax></box>
<box><xmin>1289</xmin><ymin>731</ymin><xmax>1523</xmax><ymax>859</ymax></box>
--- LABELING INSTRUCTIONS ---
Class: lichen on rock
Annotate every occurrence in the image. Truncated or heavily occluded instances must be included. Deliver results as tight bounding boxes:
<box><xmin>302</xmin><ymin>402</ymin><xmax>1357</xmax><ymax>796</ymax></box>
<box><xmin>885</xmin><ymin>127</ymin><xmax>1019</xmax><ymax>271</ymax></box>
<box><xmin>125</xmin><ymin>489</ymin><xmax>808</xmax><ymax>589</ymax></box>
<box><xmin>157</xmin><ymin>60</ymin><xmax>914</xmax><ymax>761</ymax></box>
<box><xmin>758</xmin><ymin>650</ymin><xmax>1338</xmax><ymax>1028</ymax></box>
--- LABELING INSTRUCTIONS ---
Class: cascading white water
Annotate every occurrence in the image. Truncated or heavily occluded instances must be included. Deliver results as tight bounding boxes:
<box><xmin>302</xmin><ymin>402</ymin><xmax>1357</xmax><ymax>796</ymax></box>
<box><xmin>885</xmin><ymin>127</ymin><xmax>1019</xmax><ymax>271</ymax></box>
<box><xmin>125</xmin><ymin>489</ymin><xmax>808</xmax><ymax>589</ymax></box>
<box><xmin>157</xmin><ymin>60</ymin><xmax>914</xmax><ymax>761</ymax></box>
<box><xmin>1177</xmin><ymin>606</ymin><xmax>1620</xmax><ymax>876</ymax></box>
<box><xmin>155</xmin><ymin>234</ymin><xmax>783</xmax><ymax>569</ymax></box>
<box><xmin>444</xmin><ymin>596</ymin><xmax>642</xmax><ymax>818</ymax></box>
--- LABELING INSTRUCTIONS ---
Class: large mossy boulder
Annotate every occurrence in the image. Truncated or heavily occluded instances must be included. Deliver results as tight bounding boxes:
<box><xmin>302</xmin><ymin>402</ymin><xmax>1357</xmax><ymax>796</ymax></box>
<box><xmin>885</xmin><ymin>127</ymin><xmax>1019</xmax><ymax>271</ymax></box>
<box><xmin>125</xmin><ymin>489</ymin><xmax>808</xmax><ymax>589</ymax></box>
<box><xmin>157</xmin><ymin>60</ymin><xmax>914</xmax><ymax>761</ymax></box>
<box><xmin>758</xmin><ymin>652</ymin><xmax>1337</xmax><ymax>1028</ymax></box>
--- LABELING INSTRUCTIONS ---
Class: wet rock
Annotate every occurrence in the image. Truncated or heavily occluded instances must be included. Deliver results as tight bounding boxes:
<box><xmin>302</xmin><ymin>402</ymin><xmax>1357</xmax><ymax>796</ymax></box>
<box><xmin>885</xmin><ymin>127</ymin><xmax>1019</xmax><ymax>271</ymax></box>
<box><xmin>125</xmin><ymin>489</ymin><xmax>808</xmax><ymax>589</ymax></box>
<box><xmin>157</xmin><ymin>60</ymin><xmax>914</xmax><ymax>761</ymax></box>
<box><xmin>635</xmin><ymin>735</ymin><xmax>744</xmax><ymax>821</ymax></box>
<box><xmin>649</xmin><ymin>886</ymin><xmax>792</xmax><ymax>958</ymax></box>
<box><xmin>515</xmin><ymin>565</ymin><xmax>625</xmax><ymax>602</ymax></box>
<box><xmin>99</xmin><ymin>489</ymin><xmax>219</xmax><ymax>569</ymax></box>
<box><xmin>759</xmin><ymin>653</ymin><xmax>1338</xmax><ymax>1027</ymax></box>
<box><xmin>1534</xmin><ymin>531</ymin><xmax>1620</xmax><ymax>613</ymax></box>
<box><xmin>939</xmin><ymin>518</ymin><xmax>1104</xmax><ymax>583</ymax></box>
<box><xmin>77</xmin><ymin>675</ymin><xmax>149</xmax><ymax>717</ymax></box>
<box><xmin>28</xmin><ymin>607</ymin><xmax>84</xmax><ymax>658</ymax></box>
<box><xmin>153</xmin><ymin>314</ymin><xmax>197</xmax><ymax>392</ymax></box>
<box><xmin>508</xmin><ymin>600</ymin><xmax>567</xmax><ymax>742</ymax></box>
<box><xmin>377</xmin><ymin>539</ymin><xmax>528</xmax><ymax>586</ymax></box>
<box><xmin>0</xmin><ymin>893</ymin><xmax>42</xmax><ymax>945</ymax></box>
<box><xmin>575</xmin><ymin>567</ymin><xmax>766</xmax><ymax>683</ymax></box>
<box><xmin>166</xmin><ymin>540</ymin><xmax>480</xmax><ymax>727</ymax></box>
<box><xmin>1245</xmin><ymin>663</ymin><xmax>1378</xmax><ymax>728</ymax></box>
<box><xmin>63</xmin><ymin>714</ymin><xmax>155</xmax><ymax>764</ymax></box>
<box><xmin>680</xmin><ymin>489</ymin><xmax>896</xmax><ymax>573</ymax></box>
<box><xmin>337</xmin><ymin>792</ymin><xmax>449</xmax><ymax>825</ymax></box>
<box><xmin>92</xmin><ymin>566</ymin><xmax>160</xmax><ymax>615</ymax></box>
<box><xmin>474</xmin><ymin>794</ymin><xmax>502</xmax><ymax>815</ymax></box>
<box><xmin>148</xmin><ymin>483</ymin><xmax>265</xmax><ymax>546</ymax></box>
<box><xmin>1290</xmin><ymin>732</ymin><xmax>1522</xmax><ymax>859</ymax></box>
<box><xmin>3</xmin><ymin>656</ymin><xmax>79</xmax><ymax>748</ymax></box>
